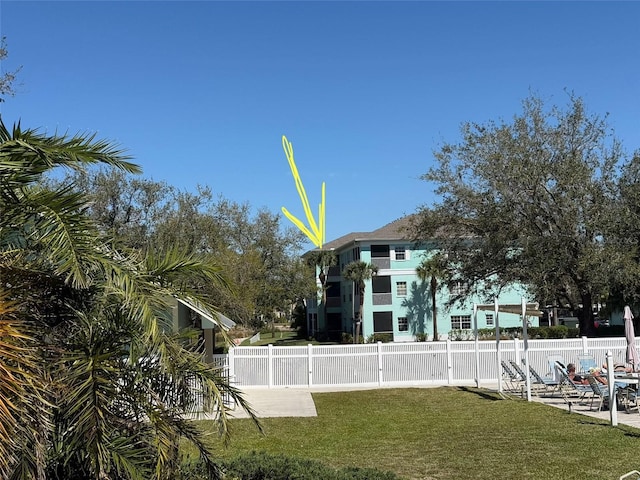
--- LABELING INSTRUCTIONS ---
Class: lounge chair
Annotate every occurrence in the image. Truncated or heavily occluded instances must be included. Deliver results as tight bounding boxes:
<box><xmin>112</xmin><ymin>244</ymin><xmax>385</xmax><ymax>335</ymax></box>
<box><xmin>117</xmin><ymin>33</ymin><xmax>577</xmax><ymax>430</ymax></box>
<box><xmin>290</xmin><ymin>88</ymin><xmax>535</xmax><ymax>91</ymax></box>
<box><xmin>578</xmin><ymin>353</ymin><xmax>598</xmax><ymax>374</ymax></box>
<box><xmin>509</xmin><ymin>360</ymin><xmax>528</xmax><ymax>380</ymax></box>
<box><xmin>620</xmin><ymin>387</ymin><xmax>639</xmax><ymax>413</ymax></box>
<box><xmin>586</xmin><ymin>374</ymin><xmax>611</xmax><ymax>411</ymax></box>
<box><xmin>547</xmin><ymin>354</ymin><xmax>566</xmax><ymax>383</ymax></box>
<box><xmin>526</xmin><ymin>362</ymin><xmax>560</xmax><ymax>396</ymax></box>
<box><xmin>501</xmin><ymin>360</ymin><xmax>523</xmax><ymax>393</ymax></box>
<box><xmin>510</xmin><ymin>360</ymin><xmax>549</xmax><ymax>397</ymax></box>
<box><xmin>555</xmin><ymin>361</ymin><xmax>593</xmax><ymax>407</ymax></box>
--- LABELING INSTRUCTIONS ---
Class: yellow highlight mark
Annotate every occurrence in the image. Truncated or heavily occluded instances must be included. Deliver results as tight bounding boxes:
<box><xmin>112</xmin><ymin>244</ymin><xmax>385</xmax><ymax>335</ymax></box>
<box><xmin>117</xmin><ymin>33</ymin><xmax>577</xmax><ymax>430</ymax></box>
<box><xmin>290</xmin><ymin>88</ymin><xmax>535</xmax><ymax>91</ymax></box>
<box><xmin>281</xmin><ymin>135</ymin><xmax>326</xmax><ymax>249</ymax></box>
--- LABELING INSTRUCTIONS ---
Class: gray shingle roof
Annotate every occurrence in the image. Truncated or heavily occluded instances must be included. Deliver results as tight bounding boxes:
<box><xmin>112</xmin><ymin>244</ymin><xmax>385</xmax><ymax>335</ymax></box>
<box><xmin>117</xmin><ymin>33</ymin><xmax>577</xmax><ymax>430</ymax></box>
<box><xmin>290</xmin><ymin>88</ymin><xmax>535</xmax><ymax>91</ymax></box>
<box><xmin>315</xmin><ymin>215</ymin><xmax>416</xmax><ymax>253</ymax></box>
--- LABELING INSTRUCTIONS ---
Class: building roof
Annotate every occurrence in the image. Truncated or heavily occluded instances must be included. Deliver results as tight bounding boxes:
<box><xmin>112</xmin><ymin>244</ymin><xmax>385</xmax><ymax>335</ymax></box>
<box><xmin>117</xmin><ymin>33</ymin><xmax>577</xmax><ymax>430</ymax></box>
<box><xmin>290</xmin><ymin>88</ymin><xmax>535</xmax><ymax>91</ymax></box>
<box><xmin>177</xmin><ymin>298</ymin><xmax>236</xmax><ymax>330</ymax></box>
<box><xmin>318</xmin><ymin>215</ymin><xmax>416</xmax><ymax>252</ymax></box>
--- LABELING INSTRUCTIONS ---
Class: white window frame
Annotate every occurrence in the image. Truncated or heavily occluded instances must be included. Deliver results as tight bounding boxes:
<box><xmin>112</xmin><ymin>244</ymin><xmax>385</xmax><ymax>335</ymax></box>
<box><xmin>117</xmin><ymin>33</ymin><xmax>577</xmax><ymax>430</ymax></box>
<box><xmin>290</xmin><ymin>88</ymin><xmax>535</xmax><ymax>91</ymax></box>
<box><xmin>451</xmin><ymin>315</ymin><xmax>472</xmax><ymax>330</ymax></box>
<box><xmin>486</xmin><ymin>314</ymin><xmax>494</xmax><ymax>327</ymax></box>
<box><xmin>398</xmin><ymin>317</ymin><xmax>408</xmax><ymax>332</ymax></box>
<box><xmin>396</xmin><ymin>281</ymin><xmax>407</xmax><ymax>297</ymax></box>
<box><xmin>393</xmin><ymin>246</ymin><xmax>407</xmax><ymax>261</ymax></box>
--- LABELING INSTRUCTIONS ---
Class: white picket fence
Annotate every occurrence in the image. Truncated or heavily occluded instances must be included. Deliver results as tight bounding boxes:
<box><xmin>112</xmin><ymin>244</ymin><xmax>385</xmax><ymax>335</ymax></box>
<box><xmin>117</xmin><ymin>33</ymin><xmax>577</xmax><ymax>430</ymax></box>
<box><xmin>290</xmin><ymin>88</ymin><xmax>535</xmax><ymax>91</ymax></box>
<box><xmin>213</xmin><ymin>336</ymin><xmax>635</xmax><ymax>389</ymax></box>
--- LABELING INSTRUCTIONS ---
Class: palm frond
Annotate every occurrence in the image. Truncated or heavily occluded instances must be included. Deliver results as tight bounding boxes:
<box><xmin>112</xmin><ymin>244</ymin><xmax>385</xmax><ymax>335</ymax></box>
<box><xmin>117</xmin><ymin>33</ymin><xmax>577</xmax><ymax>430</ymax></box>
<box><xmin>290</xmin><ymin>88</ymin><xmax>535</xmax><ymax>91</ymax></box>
<box><xmin>0</xmin><ymin>291</ymin><xmax>50</xmax><ymax>480</ymax></box>
<box><xmin>143</xmin><ymin>247</ymin><xmax>229</xmax><ymax>291</ymax></box>
<box><xmin>0</xmin><ymin>117</ymin><xmax>139</xmax><ymax>180</ymax></box>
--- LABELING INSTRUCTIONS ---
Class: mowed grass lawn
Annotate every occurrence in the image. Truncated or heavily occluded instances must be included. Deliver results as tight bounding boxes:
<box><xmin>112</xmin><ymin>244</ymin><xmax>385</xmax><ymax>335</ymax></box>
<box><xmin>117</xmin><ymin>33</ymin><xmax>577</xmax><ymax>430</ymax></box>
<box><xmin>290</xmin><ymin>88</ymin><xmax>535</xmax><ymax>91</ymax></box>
<box><xmin>202</xmin><ymin>387</ymin><xmax>640</xmax><ymax>480</ymax></box>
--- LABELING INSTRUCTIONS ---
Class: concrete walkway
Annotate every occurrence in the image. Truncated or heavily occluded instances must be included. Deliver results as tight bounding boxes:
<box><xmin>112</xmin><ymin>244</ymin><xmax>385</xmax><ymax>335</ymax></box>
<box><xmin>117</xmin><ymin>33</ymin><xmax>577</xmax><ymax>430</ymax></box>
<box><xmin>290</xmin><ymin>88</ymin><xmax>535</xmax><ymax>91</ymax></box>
<box><xmin>529</xmin><ymin>390</ymin><xmax>640</xmax><ymax>428</ymax></box>
<box><xmin>226</xmin><ymin>384</ymin><xmax>640</xmax><ymax>429</ymax></box>
<box><xmin>229</xmin><ymin>388</ymin><xmax>318</xmax><ymax>418</ymax></box>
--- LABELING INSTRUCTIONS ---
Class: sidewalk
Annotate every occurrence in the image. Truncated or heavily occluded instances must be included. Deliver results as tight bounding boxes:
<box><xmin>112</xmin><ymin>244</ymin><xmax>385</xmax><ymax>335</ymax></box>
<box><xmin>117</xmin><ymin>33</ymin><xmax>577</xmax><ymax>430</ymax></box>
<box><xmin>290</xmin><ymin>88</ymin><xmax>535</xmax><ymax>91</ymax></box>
<box><xmin>229</xmin><ymin>388</ymin><xmax>318</xmax><ymax>419</ymax></box>
<box><xmin>529</xmin><ymin>390</ymin><xmax>640</xmax><ymax>428</ymax></box>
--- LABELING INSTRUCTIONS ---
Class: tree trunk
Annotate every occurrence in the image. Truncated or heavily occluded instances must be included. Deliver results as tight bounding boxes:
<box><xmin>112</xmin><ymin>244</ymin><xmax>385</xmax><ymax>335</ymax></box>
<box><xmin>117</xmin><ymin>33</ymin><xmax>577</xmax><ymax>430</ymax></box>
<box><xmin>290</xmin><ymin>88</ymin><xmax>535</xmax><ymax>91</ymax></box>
<box><xmin>430</xmin><ymin>276</ymin><xmax>438</xmax><ymax>341</ymax></box>
<box><xmin>354</xmin><ymin>287</ymin><xmax>365</xmax><ymax>343</ymax></box>
<box><xmin>579</xmin><ymin>292</ymin><xmax>594</xmax><ymax>337</ymax></box>
<box><xmin>319</xmin><ymin>270</ymin><xmax>327</xmax><ymax>337</ymax></box>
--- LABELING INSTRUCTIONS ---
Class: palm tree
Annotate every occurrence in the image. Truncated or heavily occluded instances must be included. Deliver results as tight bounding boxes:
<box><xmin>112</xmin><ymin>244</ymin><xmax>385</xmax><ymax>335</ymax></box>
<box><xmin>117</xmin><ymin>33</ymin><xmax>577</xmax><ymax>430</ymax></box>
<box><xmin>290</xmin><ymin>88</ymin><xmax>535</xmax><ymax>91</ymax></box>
<box><xmin>306</xmin><ymin>249</ymin><xmax>337</xmax><ymax>335</ymax></box>
<box><xmin>342</xmin><ymin>260</ymin><xmax>378</xmax><ymax>343</ymax></box>
<box><xmin>0</xmin><ymin>117</ymin><xmax>256</xmax><ymax>479</ymax></box>
<box><xmin>416</xmin><ymin>253</ymin><xmax>448</xmax><ymax>341</ymax></box>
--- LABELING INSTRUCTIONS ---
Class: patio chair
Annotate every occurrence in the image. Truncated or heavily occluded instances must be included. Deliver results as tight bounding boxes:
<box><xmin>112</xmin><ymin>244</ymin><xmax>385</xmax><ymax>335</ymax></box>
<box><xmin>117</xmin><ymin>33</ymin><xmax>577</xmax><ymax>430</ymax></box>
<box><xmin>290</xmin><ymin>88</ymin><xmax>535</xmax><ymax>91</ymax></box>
<box><xmin>555</xmin><ymin>361</ymin><xmax>593</xmax><ymax>407</ymax></box>
<box><xmin>586</xmin><ymin>374</ymin><xmax>611</xmax><ymax>411</ymax></box>
<box><xmin>578</xmin><ymin>353</ymin><xmax>598</xmax><ymax>374</ymax></box>
<box><xmin>620</xmin><ymin>386</ymin><xmax>640</xmax><ymax>413</ymax></box>
<box><xmin>511</xmin><ymin>359</ymin><xmax>548</xmax><ymax>397</ymax></box>
<box><xmin>547</xmin><ymin>354</ymin><xmax>566</xmax><ymax>383</ymax></box>
<box><xmin>509</xmin><ymin>360</ymin><xmax>528</xmax><ymax>380</ymax></box>
<box><xmin>527</xmin><ymin>363</ymin><xmax>560</xmax><ymax>396</ymax></box>
<box><xmin>501</xmin><ymin>360</ymin><xmax>523</xmax><ymax>393</ymax></box>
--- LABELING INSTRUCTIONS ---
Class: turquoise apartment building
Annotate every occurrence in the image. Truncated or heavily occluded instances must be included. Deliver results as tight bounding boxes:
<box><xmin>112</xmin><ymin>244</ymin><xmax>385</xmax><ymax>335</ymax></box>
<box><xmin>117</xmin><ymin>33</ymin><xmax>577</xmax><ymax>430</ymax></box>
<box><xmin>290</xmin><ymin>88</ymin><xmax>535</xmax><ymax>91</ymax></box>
<box><xmin>306</xmin><ymin>216</ymin><xmax>536</xmax><ymax>341</ymax></box>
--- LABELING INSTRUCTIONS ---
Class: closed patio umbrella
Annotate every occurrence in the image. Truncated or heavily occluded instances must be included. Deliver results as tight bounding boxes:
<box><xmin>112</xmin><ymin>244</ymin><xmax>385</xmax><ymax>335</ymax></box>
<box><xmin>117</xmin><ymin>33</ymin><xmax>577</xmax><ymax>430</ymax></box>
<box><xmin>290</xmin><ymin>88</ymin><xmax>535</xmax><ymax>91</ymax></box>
<box><xmin>624</xmin><ymin>306</ymin><xmax>639</xmax><ymax>370</ymax></box>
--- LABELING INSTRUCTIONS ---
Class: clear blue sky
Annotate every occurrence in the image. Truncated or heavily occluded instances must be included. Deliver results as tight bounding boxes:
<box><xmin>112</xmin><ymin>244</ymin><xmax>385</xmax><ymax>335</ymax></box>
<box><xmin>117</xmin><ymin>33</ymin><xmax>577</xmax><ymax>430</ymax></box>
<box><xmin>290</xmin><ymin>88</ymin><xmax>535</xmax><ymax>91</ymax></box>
<box><xmin>1</xmin><ymin>1</ymin><xmax>639</xmax><ymax>245</ymax></box>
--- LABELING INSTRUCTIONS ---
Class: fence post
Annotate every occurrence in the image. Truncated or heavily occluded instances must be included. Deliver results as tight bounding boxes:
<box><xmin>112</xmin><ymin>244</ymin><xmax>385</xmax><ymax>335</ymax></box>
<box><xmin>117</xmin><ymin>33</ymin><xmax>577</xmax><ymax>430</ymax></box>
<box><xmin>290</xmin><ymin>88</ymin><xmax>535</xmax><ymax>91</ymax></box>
<box><xmin>377</xmin><ymin>341</ymin><xmax>384</xmax><ymax>386</ymax></box>
<box><xmin>581</xmin><ymin>336</ymin><xmax>589</xmax><ymax>354</ymax></box>
<box><xmin>308</xmin><ymin>344</ymin><xmax>313</xmax><ymax>387</ymax></box>
<box><xmin>228</xmin><ymin>346</ymin><xmax>236</xmax><ymax>387</ymax></box>
<box><xmin>268</xmin><ymin>344</ymin><xmax>273</xmax><ymax>388</ymax></box>
<box><xmin>514</xmin><ymin>337</ymin><xmax>520</xmax><ymax>361</ymax></box>
<box><xmin>446</xmin><ymin>339</ymin><xmax>453</xmax><ymax>384</ymax></box>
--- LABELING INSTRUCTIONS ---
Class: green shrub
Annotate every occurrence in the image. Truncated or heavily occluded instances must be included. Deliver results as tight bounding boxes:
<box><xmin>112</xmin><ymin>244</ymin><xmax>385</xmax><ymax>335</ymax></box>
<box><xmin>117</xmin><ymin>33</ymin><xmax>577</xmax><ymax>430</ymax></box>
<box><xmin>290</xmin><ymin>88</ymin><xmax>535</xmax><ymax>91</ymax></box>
<box><xmin>547</xmin><ymin>325</ymin><xmax>569</xmax><ymax>338</ymax></box>
<box><xmin>567</xmin><ymin>327</ymin><xmax>580</xmax><ymax>338</ymax></box>
<box><xmin>527</xmin><ymin>327</ymin><xmax>548</xmax><ymax>339</ymax></box>
<box><xmin>173</xmin><ymin>458</ymin><xmax>222</xmax><ymax>480</ymax></box>
<box><xmin>340</xmin><ymin>466</ymin><xmax>401</xmax><ymax>480</ymax></box>
<box><xmin>221</xmin><ymin>451</ymin><xmax>401</xmax><ymax>480</ymax></box>
<box><xmin>448</xmin><ymin>326</ymin><xmax>577</xmax><ymax>341</ymax></box>
<box><xmin>341</xmin><ymin>332</ymin><xmax>354</xmax><ymax>344</ymax></box>
<box><xmin>415</xmin><ymin>332</ymin><xmax>428</xmax><ymax>342</ymax></box>
<box><xmin>366</xmin><ymin>333</ymin><xmax>393</xmax><ymax>343</ymax></box>
<box><xmin>477</xmin><ymin>328</ymin><xmax>496</xmax><ymax>340</ymax></box>
<box><xmin>448</xmin><ymin>329</ymin><xmax>473</xmax><ymax>341</ymax></box>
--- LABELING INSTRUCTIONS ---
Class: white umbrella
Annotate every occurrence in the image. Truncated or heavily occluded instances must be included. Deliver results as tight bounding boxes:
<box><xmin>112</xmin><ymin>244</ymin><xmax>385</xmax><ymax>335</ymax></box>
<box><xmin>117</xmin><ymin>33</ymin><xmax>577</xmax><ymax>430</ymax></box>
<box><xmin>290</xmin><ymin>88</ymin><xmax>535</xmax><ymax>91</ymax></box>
<box><xmin>624</xmin><ymin>306</ymin><xmax>639</xmax><ymax>370</ymax></box>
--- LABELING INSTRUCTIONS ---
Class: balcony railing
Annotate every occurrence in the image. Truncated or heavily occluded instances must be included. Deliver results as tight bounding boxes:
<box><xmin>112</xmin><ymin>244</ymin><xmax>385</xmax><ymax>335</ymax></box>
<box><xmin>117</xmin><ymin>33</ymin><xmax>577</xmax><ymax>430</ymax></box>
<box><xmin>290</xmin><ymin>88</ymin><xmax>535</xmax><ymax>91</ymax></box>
<box><xmin>326</xmin><ymin>297</ymin><xmax>342</xmax><ymax>308</ymax></box>
<box><xmin>371</xmin><ymin>258</ymin><xmax>390</xmax><ymax>269</ymax></box>
<box><xmin>328</xmin><ymin>265</ymin><xmax>341</xmax><ymax>277</ymax></box>
<box><xmin>372</xmin><ymin>293</ymin><xmax>392</xmax><ymax>305</ymax></box>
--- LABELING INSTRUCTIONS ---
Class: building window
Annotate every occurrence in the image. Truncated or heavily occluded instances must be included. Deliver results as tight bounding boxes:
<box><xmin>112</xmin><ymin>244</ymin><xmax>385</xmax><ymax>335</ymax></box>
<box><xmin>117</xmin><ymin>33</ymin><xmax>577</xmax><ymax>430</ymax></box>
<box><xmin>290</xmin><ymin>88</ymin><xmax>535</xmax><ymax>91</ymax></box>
<box><xmin>398</xmin><ymin>317</ymin><xmax>408</xmax><ymax>331</ymax></box>
<box><xmin>372</xmin><ymin>276</ymin><xmax>392</xmax><ymax>305</ymax></box>
<box><xmin>373</xmin><ymin>311</ymin><xmax>393</xmax><ymax>333</ymax></box>
<box><xmin>371</xmin><ymin>244</ymin><xmax>390</xmax><ymax>258</ymax></box>
<box><xmin>486</xmin><ymin>314</ymin><xmax>494</xmax><ymax>326</ymax></box>
<box><xmin>449</xmin><ymin>281</ymin><xmax>468</xmax><ymax>297</ymax></box>
<box><xmin>451</xmin><ymin>315</ymin><xmax>472</xmax><ymax>330</ymax></box>
<box><xmin>372</xmin><ymin>276</ymin><xmax>391</xmax><ymax>293</ymax></box>
<box><xmin>395</xmin><ymin>246</ymin><xmax>406</xmax><ymax>260</ymax></box>
<box><xmin>396</xmin><ymin>281</ymin><xmax>407</xmax><ymax>297</ymax></box>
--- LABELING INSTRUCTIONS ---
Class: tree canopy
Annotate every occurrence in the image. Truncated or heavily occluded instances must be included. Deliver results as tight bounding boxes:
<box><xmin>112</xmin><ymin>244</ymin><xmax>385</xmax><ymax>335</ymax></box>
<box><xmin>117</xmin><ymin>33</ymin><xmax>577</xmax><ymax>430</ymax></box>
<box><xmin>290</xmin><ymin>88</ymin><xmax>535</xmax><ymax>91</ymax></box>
<box><xmin>412</xmin><ymin>94</ymin><xmax>638</xmax><ymax>334</ymax></box>
<box><xmin>64</xmin><ymin>168</ymin><xmax>316</xmax><ymax>326</ymax></box>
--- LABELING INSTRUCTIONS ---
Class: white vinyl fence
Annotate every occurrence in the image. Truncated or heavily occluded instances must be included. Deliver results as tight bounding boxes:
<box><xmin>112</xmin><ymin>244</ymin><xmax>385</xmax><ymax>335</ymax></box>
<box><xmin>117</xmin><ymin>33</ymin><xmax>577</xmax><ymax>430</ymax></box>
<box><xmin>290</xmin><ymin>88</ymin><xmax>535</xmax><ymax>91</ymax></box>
<box><xmin>216</xmin><ymin>337</ymin><xmax>636</xmax><ymax>389</ymax></box>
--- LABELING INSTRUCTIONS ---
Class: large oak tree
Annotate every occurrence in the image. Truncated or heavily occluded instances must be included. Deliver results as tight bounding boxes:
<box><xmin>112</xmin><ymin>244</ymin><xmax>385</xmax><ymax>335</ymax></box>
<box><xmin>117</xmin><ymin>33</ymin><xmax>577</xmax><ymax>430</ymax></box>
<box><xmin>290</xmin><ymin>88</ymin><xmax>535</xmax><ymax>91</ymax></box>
<box><xmin>412</xmin><ymin>94</ymin><xmax>633</xmax><ymax>335</ymax></box>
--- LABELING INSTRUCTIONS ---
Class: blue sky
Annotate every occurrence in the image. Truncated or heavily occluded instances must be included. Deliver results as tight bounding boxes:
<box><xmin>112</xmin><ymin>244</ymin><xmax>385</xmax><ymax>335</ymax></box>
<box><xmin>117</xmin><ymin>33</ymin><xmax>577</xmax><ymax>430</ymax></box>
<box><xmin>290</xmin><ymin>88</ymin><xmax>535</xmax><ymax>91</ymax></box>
<box><xmin>1</xmin><ymin>1</ymin><xmax>639</xmax><ymax>246</ymax></box>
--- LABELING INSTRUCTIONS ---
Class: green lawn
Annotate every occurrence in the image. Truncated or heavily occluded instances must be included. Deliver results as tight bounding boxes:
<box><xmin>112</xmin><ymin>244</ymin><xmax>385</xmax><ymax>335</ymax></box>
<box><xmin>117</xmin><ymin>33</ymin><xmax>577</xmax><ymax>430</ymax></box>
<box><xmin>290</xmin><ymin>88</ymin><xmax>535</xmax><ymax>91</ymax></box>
<box><xmin>202</xmin><ymin>387</ymin><xmax>640</xmax><ymax>480</ymax></box>
<box><xmin>239</xmin><ymin>330</ymin><xmax>339</xmax><ymax>346</ymax></box>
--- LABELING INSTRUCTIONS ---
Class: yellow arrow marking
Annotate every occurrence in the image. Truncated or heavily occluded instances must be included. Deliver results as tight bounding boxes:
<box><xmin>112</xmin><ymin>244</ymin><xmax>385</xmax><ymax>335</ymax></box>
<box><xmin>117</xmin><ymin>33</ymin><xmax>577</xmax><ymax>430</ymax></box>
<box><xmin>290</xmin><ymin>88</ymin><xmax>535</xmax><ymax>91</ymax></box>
<box><xmin>281</xmin><ymin>135</ymin><xmax>326</xmax><ymax>249</ymax></box>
